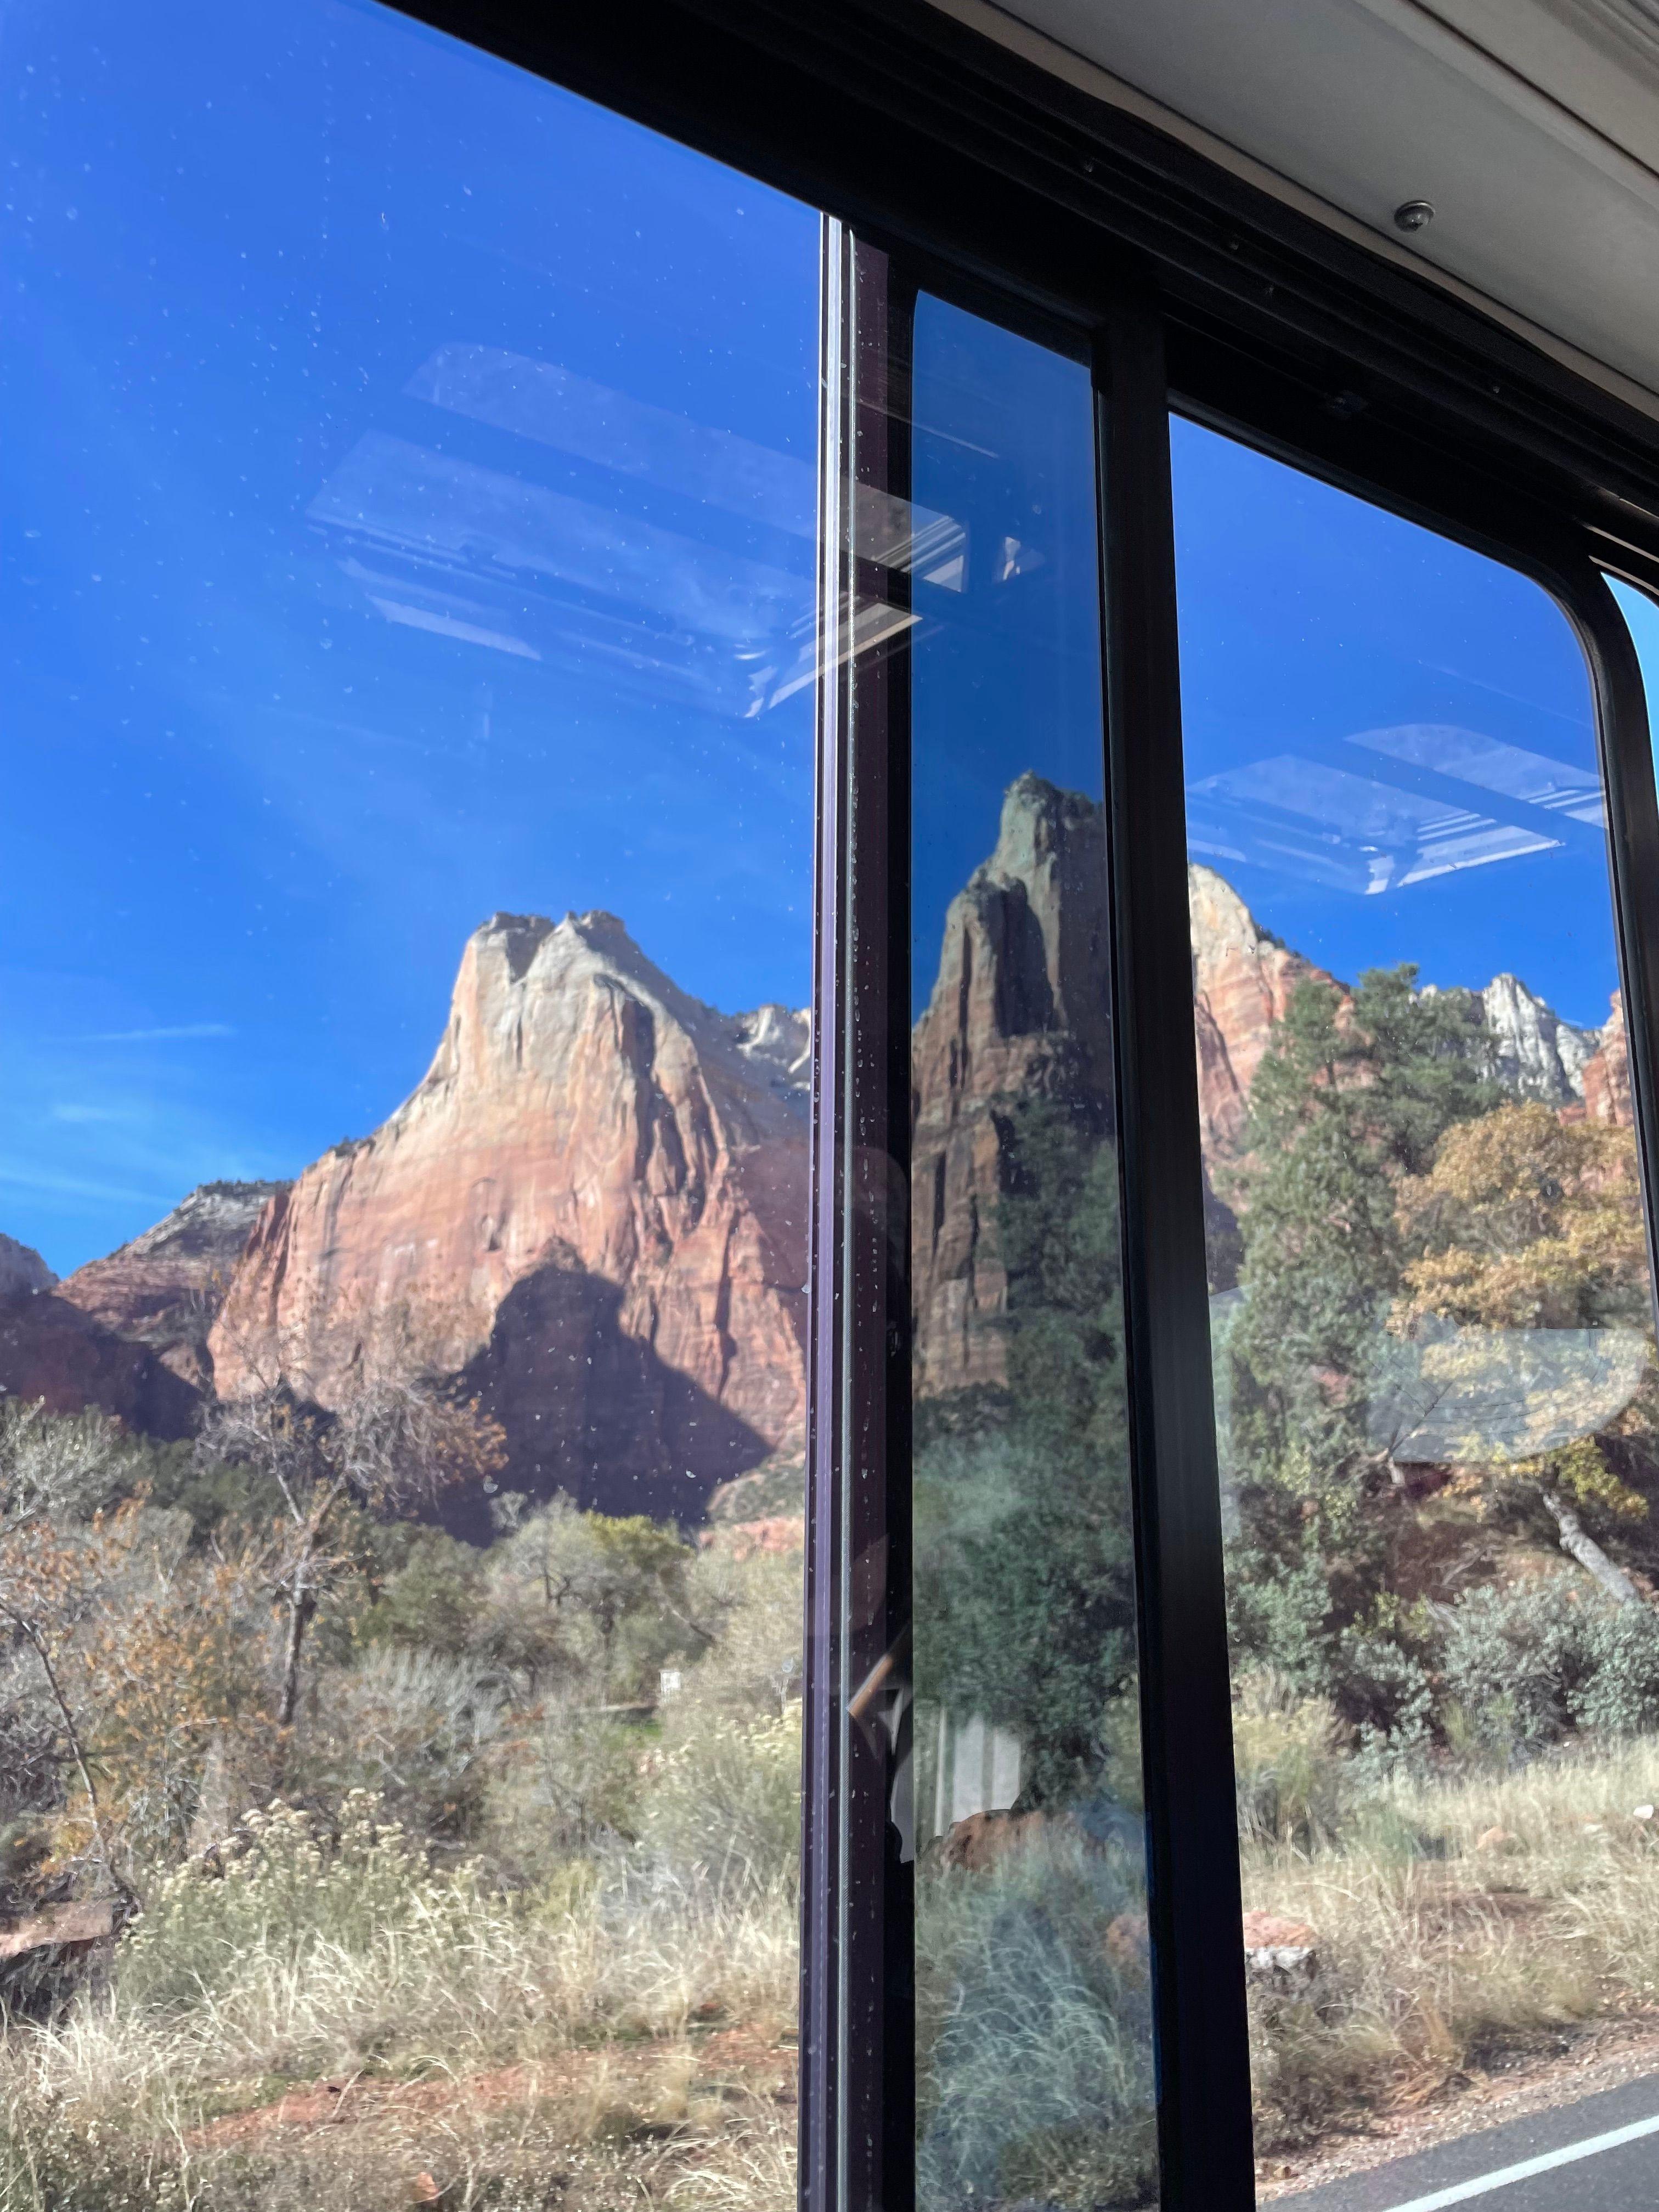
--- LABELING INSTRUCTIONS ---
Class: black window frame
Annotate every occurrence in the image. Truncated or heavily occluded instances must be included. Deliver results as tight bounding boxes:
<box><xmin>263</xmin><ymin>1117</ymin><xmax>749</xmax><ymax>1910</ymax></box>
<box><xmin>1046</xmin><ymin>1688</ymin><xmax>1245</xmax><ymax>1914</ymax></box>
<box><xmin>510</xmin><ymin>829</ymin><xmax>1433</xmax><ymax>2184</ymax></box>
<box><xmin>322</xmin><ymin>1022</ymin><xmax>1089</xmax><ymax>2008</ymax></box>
<box><xmin>383</xmin><ymin>4</ymin><xmax>1659</xmax><ymax>2206</ymax></box>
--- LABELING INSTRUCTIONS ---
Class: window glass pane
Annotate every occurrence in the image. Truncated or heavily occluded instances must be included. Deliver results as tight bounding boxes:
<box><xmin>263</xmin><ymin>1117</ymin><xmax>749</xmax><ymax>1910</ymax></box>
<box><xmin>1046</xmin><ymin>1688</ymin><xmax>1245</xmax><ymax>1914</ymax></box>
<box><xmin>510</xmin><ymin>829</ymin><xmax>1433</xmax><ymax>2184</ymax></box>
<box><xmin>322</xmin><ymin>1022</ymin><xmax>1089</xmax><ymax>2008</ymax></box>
<box><xmin>910</xmin><ymin>299</ymin><xmax>1159</xmax><ymax>2210</ymax></box>
<box><xmin>1</xmin><ymin>6</ymin><xmax>812</xmax><ymax>2201</ymax></box>
<box><xmin>1173</xmin><ymin>417</ymin><xmax>1659</xmax><ymax>2202</ymax></box>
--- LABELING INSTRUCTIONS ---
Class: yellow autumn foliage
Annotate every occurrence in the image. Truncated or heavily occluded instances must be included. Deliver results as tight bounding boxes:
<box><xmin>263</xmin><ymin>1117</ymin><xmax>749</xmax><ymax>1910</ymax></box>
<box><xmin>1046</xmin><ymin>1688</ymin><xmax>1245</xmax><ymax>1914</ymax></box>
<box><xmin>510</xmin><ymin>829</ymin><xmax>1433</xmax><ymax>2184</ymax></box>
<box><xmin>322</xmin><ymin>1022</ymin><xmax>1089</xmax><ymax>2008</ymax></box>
<box><xmin>1397</xmin><ymin>1102</ymin><xmax>1649</xmax><ymax>1331</ymax></box>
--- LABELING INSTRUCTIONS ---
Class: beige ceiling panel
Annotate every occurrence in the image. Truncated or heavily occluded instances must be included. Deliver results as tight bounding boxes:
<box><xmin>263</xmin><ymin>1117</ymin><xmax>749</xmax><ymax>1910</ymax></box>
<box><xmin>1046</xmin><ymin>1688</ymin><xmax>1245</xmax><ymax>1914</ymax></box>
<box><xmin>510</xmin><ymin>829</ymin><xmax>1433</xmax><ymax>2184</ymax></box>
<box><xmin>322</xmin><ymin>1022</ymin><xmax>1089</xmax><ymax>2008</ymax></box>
<box><xmin>951</xmin><ymin>0</ymin><xmax>1659</xmax><ymax>401</ymax></box>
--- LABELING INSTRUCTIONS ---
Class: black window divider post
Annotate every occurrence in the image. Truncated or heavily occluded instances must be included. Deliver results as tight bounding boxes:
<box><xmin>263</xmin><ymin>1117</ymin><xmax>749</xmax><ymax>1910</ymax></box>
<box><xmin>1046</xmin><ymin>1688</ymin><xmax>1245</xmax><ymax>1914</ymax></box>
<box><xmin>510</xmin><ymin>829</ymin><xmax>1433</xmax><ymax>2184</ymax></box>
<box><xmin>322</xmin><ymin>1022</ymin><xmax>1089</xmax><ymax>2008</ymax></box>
<box><xmin>802</xmin><ymin>215</ymin><xmax>916</xmax><ymax>2212</ymax></box>
<box><xmin>1552</xmin><ymin>558</ymin><xmax>1659</xmax><ymax>1335</ymax></box>
<box><xmin>1095</xmin><ymin>279</ymin><xmax>1259</xmax><ymax>2212</ymax></box>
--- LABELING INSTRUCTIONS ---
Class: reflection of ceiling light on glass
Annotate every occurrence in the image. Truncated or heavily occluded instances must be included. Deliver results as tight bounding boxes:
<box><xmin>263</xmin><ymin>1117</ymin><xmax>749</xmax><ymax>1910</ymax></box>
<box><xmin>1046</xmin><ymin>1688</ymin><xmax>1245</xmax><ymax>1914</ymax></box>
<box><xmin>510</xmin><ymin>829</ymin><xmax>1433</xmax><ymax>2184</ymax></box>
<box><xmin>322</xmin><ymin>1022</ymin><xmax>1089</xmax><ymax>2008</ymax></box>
<box><xmin>1346</xmin><ymin>723</ymin><xmax>1603</xmax><ymax>826</ymax></box>
<box><xmin>1188</xmin><ymin>751</ymin><xmax>1560</xmax><ymax>894</ymax></box>
<box><xmin>315</xmin><ymin>369</ymin><xmax>970</xmax><ymax>716</ymax></box>
<box><xmin>405</xmin><ymin>341</ymin><xmax>966</xmax><ymax>588</ymax></box>
<box><xmin>408</xmin><ymin>342</ymin><xmax>817</xmax><ymax>534</ymax></box>
<box><xmin>368</xmin><ymin>596</ymin><xmax>540</xmax><ymax>658</ymax></box>
<box><xmin>857</xmin><ymin>491</ymin><xmax>966</xmax><ymax>587</ymax></box>
<box><xmin>311</xmin><ymin>433</ymin><xmax>812</xmax><ymax>719</ymax></box>
<box><xmin>1186</xmin><ymin>720</ymin><xmax>1602</xmax><ymax>896</ymax></box>
<box><xmin>765</xmin><ymin>596</ymin><xmax>921</xmax><ymax>709</ymax></box>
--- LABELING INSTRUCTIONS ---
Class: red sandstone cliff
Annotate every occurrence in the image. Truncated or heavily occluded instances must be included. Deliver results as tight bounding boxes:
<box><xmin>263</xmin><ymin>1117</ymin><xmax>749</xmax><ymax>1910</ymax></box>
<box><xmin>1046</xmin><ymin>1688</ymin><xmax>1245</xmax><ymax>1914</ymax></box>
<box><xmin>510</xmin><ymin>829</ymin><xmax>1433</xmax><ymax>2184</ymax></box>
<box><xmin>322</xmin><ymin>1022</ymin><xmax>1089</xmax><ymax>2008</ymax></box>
<box><xmin>208</xmin><ymin>911</ymin><xmax>809</xmax><ymax>1517</ymax></box>
<box><xmin>1188</xmin><ymin>865</ymin><xmax>1333</xmax><ymax>1161</ymax></box>
<box><xmin>0</xmin><ymin>1233</ymin><xmax>197</xmax><ymax>1441</ymax></box>
<box><xmin>1581</xmin><ymin>991</ymin><xmax>1635</xmax><ymax>1127</ymax></box>
<box><xmin>908</xmin><ymin>785</ymin><xmax>1342</xmax><ymax>1400</ymax></box>
<box><xmin>911</xmin><ymin>776</ymin><xmax>1114</xmax><ymax>1400</ymax></box>
<box><xmin>27</xmin><ymin>782</ymin><xmax>1627</xmax><ymax>1480</ymax></box>
<box><xmin>59</xmin><ymin>1182</ymin><xmax>287</xmax><ymax>1391</ymax></box>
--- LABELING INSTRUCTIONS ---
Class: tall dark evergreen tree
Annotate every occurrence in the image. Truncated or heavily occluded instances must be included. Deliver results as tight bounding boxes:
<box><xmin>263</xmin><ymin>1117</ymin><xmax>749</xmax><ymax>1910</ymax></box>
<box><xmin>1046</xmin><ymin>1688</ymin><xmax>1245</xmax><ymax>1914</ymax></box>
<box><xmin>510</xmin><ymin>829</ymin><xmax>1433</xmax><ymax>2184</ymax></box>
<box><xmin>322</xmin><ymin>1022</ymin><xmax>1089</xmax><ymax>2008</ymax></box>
<box><xmin>1230</xmin><ymin>966</ymin><xmax>1496</xmax><ymax>1499</ymax></box>
<box><xmin>1225</xmin><ymin>964</ymin><xmax>1499</xmax><ymax>1681</ymax></box>
<box><xmin>913</xmin><ymin>1100</ymin><xmax>1139</xmax><ymax>1807</ymax></box>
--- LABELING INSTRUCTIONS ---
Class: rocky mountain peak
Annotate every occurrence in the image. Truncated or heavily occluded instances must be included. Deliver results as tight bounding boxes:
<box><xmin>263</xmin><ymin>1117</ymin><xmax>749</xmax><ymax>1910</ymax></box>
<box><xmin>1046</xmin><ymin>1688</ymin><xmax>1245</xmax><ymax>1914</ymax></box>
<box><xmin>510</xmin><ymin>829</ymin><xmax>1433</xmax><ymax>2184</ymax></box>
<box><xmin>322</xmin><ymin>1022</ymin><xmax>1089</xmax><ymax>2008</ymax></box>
<box><xmin>208</xmin><ymin>906</ymin><xmax>810</xmax><ymax>1522</ymax></box>
<box><xmin>986</xmin><ymin>770</ymin><xmax>1098</xmax><ymax>878</ymax></box>
<box><xmin>1188</xmin><ymin>864</ymin><xmax>1330</xmax><ymax>1160</ymax></box>
<box><xmin>58</xmin><ymin>1179</ymin><xmax>287</xmax><ymax>1392</ymax></box>
<box><xmin>731</xmin><ymin>1003</ymin><xmax>811</xmax><ymax>1108</ymax></box>
<box><xmin>1474</xmin><ymin>973</ymin><xmax>1597</xmax><ymax>1104</ymax></box>
<box><xmin>114</xmin><ymin>1180</ymin><xmax>290</xmax><ymax>1265</ymax></box>
<box><xmin>911</xmin><ymin>778</ymin><xmax>1114</xmax><ymax>1400</ymax></box>
<box><xmin>0</xmin><ymin>1235</ymin><xmax>55</xmax><ymax>1300</ymax></box>
<box><xmin>479</xmin><ymin>910</ymin><xmax>558</xmax><ymax>981</ymax></box>
<box><xmin>918</xmin><ymin>774</ymin><xmax>1111</xmax><ymax>1077</ymax></box>
<box><xmin>1581</xmin><ymin>990</ymin><xmax>1634</xmax><ymax>1127</ymax></box>
<box><xmin>1188</xmin><ymin>862</ymin><xmax>1276</xmax><ymax>968</ymax></box>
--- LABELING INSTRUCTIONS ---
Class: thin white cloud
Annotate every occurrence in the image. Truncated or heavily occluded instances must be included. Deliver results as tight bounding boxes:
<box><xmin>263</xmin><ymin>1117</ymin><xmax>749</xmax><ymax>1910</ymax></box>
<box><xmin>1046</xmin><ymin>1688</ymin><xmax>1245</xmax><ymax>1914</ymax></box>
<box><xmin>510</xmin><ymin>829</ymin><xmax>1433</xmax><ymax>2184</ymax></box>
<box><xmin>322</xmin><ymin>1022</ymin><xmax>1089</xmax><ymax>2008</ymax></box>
<box><xmin>81</xmin><ymin>1023</ymin><xmax>235</xmax><ymax>1044</ymax></box>
<box><xmin>0</xmin><ymin>1164</ymin><xmax>175</xmax><ymax>1206</ymax></box>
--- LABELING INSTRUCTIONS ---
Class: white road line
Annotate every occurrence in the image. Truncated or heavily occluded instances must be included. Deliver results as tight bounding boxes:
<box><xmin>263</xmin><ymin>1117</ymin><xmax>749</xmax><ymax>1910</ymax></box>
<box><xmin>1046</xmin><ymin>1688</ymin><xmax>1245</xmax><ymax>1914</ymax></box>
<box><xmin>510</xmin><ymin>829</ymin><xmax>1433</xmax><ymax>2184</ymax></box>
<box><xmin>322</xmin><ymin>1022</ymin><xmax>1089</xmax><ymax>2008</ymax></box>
<box><xmin>1378</xmin><ymin>2109</ymin><xmax>1659</xmax><ymax>2211</ymax></box>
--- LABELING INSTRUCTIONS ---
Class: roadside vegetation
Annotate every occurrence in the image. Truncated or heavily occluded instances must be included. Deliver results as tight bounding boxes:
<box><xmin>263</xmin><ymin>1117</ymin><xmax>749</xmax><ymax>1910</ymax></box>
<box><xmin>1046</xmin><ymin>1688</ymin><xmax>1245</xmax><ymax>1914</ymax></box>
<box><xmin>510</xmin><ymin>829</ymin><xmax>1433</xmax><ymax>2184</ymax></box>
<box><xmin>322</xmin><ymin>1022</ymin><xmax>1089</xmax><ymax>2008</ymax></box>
<box><xmin>0</xmin><ymin>1386</ymin><xmax>805</xmax><ymax>2211</ymax></box>
<box><xmin>1222</xmin><ymin>967</ymin><xmax>1659</xmax><ymax>2160</ymax></box>
<box><xmin>9</xmin><ymin>960</ymin><xmax>1659</xmax><ymax>2207</ymax></box>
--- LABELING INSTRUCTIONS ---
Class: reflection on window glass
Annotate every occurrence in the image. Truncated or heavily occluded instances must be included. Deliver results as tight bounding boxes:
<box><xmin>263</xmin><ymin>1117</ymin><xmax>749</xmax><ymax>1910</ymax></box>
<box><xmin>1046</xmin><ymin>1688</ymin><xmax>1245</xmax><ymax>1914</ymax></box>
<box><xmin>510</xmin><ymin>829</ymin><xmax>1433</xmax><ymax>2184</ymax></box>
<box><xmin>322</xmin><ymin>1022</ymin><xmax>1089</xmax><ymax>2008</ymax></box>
<box><xmin>1173</xmin><ymin>418</ymin><xmax>1659</xmax><ymax>2201</ymax></box>
<box><xmin>0</xmin><ymin>5</ymin><xmax>812</xmax><ymax>2200</ymax></box>
<box><xmin>908</xmin><ymin>300</ymin><xmax>1159</xmax><ymax>2210</ymax></box>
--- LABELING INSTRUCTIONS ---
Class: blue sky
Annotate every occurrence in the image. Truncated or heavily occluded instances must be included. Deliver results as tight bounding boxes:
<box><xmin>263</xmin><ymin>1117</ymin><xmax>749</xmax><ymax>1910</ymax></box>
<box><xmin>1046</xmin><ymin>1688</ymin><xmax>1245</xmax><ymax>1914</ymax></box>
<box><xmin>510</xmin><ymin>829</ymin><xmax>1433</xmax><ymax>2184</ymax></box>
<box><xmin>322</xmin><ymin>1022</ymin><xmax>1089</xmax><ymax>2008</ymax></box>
<box><xmin>2</xmin><ymin>0</ymin><xmax>820</xmax><ymax>1274</ymax></box>
<box><xmin>1172</xmin><ymin>418</ymin><xmax>1624</xmax><ymax>1034</ymax></box>
<box><xmin>911</xmin><ymin>302</ymin><xmax>1106</xmax><ymax>1015</ymax></box>
<box><xmin>2</xmin><ymin>0</ymin><xmax>1646</xmax><ymax>1279</ymax></box>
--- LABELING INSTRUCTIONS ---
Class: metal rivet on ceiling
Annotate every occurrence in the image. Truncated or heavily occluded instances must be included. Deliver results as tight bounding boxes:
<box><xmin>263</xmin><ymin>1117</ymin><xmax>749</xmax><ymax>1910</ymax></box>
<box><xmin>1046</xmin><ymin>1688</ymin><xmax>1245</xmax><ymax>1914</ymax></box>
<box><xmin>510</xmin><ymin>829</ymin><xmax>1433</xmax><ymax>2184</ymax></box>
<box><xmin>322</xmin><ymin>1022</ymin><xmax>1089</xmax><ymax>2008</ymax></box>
<box><xmin>1393</xmin><ymin>199</ymin><xmax>1436</xmax><ymax>234</ymax></box>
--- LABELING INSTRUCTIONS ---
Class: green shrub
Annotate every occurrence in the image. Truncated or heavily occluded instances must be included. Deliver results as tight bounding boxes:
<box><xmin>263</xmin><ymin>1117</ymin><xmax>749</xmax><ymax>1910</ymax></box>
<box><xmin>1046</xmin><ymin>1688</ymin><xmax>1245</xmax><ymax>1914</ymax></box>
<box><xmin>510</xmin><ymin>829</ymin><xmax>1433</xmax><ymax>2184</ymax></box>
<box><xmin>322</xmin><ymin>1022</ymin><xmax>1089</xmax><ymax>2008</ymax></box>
<box><xmin>1441</xmin><ymin>1577</ymin><xmax>1616</xmax><ymax>1761</ymax></box>
<box><xmin>296</xmin><ymin>1648</ymin><xmax>505</xmax><ymax>1843</ymax></box>
<box><xmin>354</xmin><ymin>1528</ymin><xmax>487</xmax><ymax>1658</ymax></box>
<box><xmin>637</xmin><ymin>1708</ymin><xmax>801</xmax><ymax>1897</ymax></box>
<box><xmin>1232</xmin><ymin>1673</ymin><xmax>1347</xmax><ymax>1847</ymax></box>
<box><xmin>916</xmin><ymin>1829</ymin><xmax>1155</xmax><ymax>2211</ymax></box>
<box><xmin>1226</xmin><ymin>1548</ymin><xmax>1338</xmax><ymax>1694</ymax></box>
<box><xmin>1572</xmin><ymin>1602</ymin><xmax>1659</xmax><ymax>1737</ymax></box>
<box><xmin>1336</xmin><ymin>1631</ymin><xmax>1435</xmax><ymax>1776</ymax></box>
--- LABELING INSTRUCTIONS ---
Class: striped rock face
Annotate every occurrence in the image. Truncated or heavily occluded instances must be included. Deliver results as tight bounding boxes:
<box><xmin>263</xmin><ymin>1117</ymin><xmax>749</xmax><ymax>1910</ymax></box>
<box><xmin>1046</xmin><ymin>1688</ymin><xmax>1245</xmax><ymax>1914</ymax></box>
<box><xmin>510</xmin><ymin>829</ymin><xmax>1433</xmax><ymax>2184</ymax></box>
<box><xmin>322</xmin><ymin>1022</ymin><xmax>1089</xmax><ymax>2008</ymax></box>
<box><xmin>59</xmin><ymin>1182</ymin><xmax>287</xmax><ymax>1392</ymax></box>
<box><xmin>208</xmin><ymin>911</ymin><xmax>809</xmax><ymax>1521</ymax></box>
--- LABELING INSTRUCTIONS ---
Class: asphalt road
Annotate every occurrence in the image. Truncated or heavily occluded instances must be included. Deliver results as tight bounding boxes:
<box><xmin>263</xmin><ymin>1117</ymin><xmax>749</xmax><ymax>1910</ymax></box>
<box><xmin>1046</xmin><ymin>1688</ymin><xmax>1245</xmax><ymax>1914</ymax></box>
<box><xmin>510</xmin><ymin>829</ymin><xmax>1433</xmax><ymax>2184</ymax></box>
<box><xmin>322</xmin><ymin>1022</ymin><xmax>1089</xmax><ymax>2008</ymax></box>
<box><xmin>1279</xmin><ymin>2072</ymin><xmax>1659</xmax><ymax>2210</ymax></box>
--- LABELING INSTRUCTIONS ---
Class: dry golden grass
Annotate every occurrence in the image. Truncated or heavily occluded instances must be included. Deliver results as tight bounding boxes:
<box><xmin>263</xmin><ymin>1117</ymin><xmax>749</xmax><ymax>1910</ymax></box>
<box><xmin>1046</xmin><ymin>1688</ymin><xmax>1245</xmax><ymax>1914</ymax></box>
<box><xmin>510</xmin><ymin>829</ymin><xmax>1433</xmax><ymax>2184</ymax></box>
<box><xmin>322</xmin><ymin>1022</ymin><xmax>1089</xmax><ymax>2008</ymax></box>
<box><xmin>0</xmin><ymin>1833</ymin><xmax>800</xmax><ymax>2212</ymax></box>
<box><xmin>1243</xmin><ymin>1738</ymin><xmax>1659</xmax><ymax>2147</ymax></box>
<box><xmin>0</xmin><ymin>2063</ymin><xmax>797</xmax><ymax>2212</ymax></box>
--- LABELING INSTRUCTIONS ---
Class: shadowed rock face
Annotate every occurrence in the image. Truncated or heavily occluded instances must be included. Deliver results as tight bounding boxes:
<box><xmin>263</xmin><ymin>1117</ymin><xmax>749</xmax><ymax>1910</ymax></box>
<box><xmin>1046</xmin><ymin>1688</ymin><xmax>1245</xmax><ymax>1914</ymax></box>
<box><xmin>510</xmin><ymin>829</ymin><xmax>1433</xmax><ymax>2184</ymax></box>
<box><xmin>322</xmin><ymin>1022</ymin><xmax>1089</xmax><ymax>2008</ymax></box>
<box><xmin>0</xmin><ymin>1237</ymin><xmax>54</xmax><ymax>1300</ymax></box>
<box><xmin>58</xmin><ymin>1182</ymin><xmax>288</xmax><ymax>1391</ymax></box>
<box><xmin>0</xmin><ymin>1234</ymin><xmax>198</xmax><ymax>1437</ymax></box>
<box><xmin>0</xmin><ymin>1289</ymin><xmax>198</xmax><ymax>1440</ymax></box>
<box><xmin>1581</xmin><ymin>991</ymin><xmax>1635</xmax><ymax>1128</ymax></box>
<box><xmin>208</xmin><ymin>911</ymin><xmax>809</xmax><ymax>1513</ymax></box>
<box><xmin>448</xmin><ymin>1249</ymin><xmax>775</xmax><ymax>1531</ymax></box>
<box><xmin>911</xmin><ymin>775</ymin><xmax>1115</xmax><ymax>1401</ymax></box>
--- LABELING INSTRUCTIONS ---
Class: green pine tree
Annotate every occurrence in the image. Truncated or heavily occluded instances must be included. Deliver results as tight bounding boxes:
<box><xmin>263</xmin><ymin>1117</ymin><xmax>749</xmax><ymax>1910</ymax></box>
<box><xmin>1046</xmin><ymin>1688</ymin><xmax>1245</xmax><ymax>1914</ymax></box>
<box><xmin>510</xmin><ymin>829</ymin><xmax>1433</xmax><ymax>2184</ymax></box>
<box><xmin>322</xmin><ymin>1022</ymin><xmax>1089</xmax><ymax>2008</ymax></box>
<box><xmin>1225</xmin><ymin>965</ymin><xmax>1498</xmax><ymax>1683</ymax></box>
<box><xmin>914</xmin><ymin>1100</ymin><xmax>1139</xmax><ymax>1807</ymax></box>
